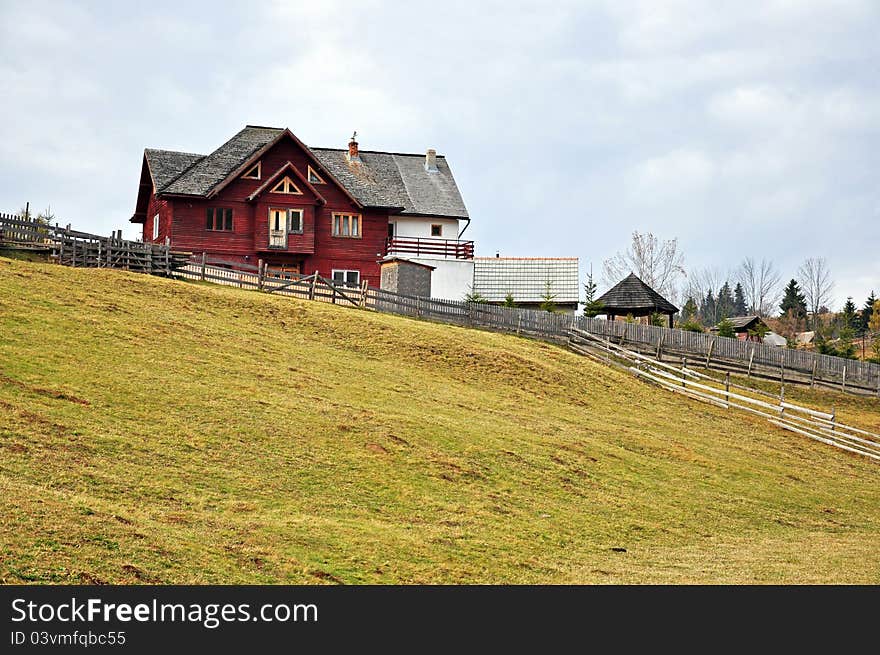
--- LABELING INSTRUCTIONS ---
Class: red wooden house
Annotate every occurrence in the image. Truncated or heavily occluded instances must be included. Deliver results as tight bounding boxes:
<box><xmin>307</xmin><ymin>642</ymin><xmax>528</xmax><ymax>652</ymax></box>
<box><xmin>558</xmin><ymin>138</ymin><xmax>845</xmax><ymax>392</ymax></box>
<box><xmin>131</xmin><ymin>126</ymin><xmax>470</xmax><ymax>288</ymax></box>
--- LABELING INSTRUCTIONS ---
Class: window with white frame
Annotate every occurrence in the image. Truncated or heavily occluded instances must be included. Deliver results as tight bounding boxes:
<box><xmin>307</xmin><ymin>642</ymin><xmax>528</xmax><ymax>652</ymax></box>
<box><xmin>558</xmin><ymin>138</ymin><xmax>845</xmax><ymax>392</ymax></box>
<box><xmin>332</xmin><ymin>269</ymin><xmax>360</xmax><ymax>287</ymax></box>
<box><xmin>332</xmin><ymin>213</ymin><xmax>361</xmax><ymax>238</ymax></box>
<box><xmin>152</xmin><ymin>213</ymin><xmax>159</xmax><ymax>240</ymax></box>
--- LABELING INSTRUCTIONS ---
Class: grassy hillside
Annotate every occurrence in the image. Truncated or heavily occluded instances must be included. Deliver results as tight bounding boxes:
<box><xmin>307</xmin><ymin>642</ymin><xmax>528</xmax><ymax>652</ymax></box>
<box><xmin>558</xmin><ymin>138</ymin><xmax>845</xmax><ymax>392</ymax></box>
<box><xmin>1</xmin><ymin>257</ymin><xmax>879</xmax><ymax>584</ymax></box>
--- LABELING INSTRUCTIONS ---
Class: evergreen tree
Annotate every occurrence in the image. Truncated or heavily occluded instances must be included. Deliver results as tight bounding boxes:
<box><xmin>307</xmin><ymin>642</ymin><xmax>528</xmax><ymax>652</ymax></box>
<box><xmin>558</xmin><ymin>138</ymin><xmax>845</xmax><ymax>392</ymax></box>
<box><xmin>539</xmin><ymin>280</ymin><xmax>557</xmax><ymax>313</ymax></box>
<box><xmin>581</xmin><ymin>269</ymin><xmax>604</xmax><ymax>317</ymax></box>
<box><xmin>841</xmin><ymin>297</ymin><xmax>858</xmax><ymax>331</ymax></box>
<box><xmin>681</xmin><ymin>297</ymin><xmax>698</xmax><ymax>321</ymax></box>
<box><xmin>649</xmin><ymin>312</ymin><xmax>665</xmax><ymax>327</ymax></box>
<box><xmin>836</xmin><ymin>326</ymin><xmax>857</xmax><ymax>359</ymax></box>
<box><xmin>463</xmin><ymin>285</ymin><xmax>487</xmax><ymax>303</ymax></box>
<box><xmin>717</xmin><ymin>317</ymin><xmax>736</xmax><ymax>338</ymax></box>
<box><xmin>859</xmin><ymin>291</ymin><xmax>877</xmax><ymax>336</ymax></box>
<box><xmin>700</xmin><ymin>290</ymin><xmax>716</xmax><ymax>326</ymax></box>
<box><xmin>503</xmin><ymin>293</ymin><xmax>516</xmax><ymax>308</ymax></box>
<box><xmin>733</xmin><ymin>282</ymin><xmax>747</xmax><ymax>316</ymax></box>
<box><xmin>779</xmin><ymin>279</ymin><xmax>807</xmax><ymax>319</ymax></box>
<box><xmin>716</xmin><ymin>282</ymin><xmax>735</xmax><ymax>320</ymax></box>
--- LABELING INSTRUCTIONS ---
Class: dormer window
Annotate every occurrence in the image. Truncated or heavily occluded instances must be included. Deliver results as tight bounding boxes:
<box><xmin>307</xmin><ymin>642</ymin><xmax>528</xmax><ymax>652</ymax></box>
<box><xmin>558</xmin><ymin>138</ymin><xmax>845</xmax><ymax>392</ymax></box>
<box><xmin>270</xmin><ymin>176</ymin><xmax>302</xmax><ymax>195</ymax></box>
<box><xmin>307</xmin><ymin>165</ymin><xmax>325</xmax><ymax>184</ymax></box>
<box><xmin>242</xmin><ymin>162</ymin><xmax>261</xmax><ymax>180</ymax></box>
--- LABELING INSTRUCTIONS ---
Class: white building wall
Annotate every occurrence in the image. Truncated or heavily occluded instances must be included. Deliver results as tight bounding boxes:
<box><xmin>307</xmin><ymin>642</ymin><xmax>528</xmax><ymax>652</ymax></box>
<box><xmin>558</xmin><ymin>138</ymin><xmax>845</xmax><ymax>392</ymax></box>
<box><xmin>409</xmin><ymin>257</ymin><xmax>474</xmax><ymax>300</ymax></box>
<box><xmin>388</xmin><ymin>216</ymin><xmax>472</xmax><ymax>299</ymax></box>
<box><xmin>391</xmin><ymin>216</ymin><xmax>463</xmax><ymax>240</ymax></box>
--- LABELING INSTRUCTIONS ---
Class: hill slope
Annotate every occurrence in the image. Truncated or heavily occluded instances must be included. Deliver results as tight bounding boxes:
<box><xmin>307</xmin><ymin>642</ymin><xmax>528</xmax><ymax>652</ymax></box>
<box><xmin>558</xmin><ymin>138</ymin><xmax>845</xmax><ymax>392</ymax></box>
<box><xmin>1</xmin><ymin>257</ymin><xmax>878</xmax><ymax>584</ymax></box>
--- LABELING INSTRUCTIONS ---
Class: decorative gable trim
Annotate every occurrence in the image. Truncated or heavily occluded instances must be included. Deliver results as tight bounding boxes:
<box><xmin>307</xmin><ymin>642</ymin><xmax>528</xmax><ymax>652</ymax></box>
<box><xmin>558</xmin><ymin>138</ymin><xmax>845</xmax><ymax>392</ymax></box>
<box><xmin>307</xmin><ymin>165</ymin><xmax>325</xmax><ymax>184</ymax></box>
<box><xmin>242</xmin><ymin>161</ymin><xmax>261</xmax><ymax>180</ymax></box>
<box><xmin>246</xmin><ymin>161</ymin><xmax>328</xmax><ymax>205</ymax></box>
<box><xmin>206</xmin><ymin>128</ymin><xmax>362</xmax><ymax>208</ymax></box>
<box><xmin>270</xmin><ymin>176</ymin><xmax>302</xmax><ymax>195</ymax></box>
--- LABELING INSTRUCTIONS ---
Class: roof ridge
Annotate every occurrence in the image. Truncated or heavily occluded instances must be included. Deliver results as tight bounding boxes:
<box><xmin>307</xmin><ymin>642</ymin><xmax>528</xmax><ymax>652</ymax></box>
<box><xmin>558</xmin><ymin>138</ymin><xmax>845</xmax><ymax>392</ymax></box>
<box><xmin>311</xmin><ymin>146</ymin><xmax>446</xmax><ymax>158</ymax></box>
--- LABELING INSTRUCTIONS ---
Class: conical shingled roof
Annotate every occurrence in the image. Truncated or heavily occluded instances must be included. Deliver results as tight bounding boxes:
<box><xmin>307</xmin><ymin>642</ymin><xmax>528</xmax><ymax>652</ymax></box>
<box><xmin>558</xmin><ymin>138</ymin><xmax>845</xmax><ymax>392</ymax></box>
<box><xmin>596</xmin><ymin>273</ymin><xmax>679</xmax><ymax>314</ymax></box>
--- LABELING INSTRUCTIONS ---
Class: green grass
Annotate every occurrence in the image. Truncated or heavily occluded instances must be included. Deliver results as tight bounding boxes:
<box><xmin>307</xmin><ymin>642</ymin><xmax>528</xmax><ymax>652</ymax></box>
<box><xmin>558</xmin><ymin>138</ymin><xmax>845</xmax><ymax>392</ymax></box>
<box><xmin>1</xmin><ymin>256</ymin><xmax>879</xmax><ymax>584</ymax></box>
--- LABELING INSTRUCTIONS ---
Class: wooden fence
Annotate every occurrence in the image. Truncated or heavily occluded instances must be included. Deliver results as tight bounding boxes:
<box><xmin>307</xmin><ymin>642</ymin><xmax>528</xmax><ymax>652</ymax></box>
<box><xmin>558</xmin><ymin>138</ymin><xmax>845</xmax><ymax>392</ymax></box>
<box><xmin>0</xmin><ymin>212</ymin><xmax>190</xmax><ymax>274</ymax></box>
<box><xmin>172</xmin><ymin>256</ymin><xmax>880</xmax><ymax>395</ymax></box>
<box><xmin>3</xmin><ymin>209</ymin><xmax>875</xmax><ymax>396</ymax></box>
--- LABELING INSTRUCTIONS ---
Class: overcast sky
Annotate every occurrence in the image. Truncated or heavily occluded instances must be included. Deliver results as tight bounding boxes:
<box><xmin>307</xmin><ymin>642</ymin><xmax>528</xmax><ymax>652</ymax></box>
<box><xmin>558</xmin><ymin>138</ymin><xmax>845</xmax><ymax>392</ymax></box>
<box><xmin>1</xmin><ymin>0</ymin><xmax>877</xmax><ymax>308</ymax></box>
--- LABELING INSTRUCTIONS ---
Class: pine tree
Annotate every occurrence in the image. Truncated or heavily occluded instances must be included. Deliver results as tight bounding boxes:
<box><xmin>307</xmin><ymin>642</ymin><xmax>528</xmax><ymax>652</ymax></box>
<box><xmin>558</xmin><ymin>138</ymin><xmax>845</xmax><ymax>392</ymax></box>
<box><xmin>733</xmin><ymin>282</ymin><xmax>747</xmax><ymax>316</ymax></box>
<box><xmin>581</xmin><ymin>269</ymin><xmax>604</xmax><ymax>317</ymax></box>
<box><xmin>681</xmin><ymin>297</ymin><xmax>698</xmax><ymax>321</ymax></box>
<box><xmin>717</xmin><ymin>317</ymin><xmax>736</xmax><ymax>338</ymax></box>
<box><xmin>539</xmin><ymin>280</ymin><xmax>557</xmax><ymax>313</ymax></box>
<box><xmin>779</xmin><ymin>279</ymin><xmax>807</xmax><ymax>319</ymax></box>
<box><xmin>464</xmin><ymin>285</ymin><xmax>487</xmax><ymax>303</ymax></box>
<box><xmin>700</xmin><ymin>290</ymin><xmax>716</xmax><ymax>326</ymax></box>
<box><xmin>503</xmin><ymin>293</ymin><xmax>516</xmax><ymax>308</ymax></box>
<box><xmin>859</xmin><ymin>291</ymin><xmax>877</xmax><ymax>336</ymax></box>
<box><xmin>841</xmin><ymin>297</ymin><xmax>857</xmax><ymax>331</ymax></box>
<box><xmin>716</xmin><ymin>282</ymin><xmax>735</xmax><ymax>320</ymax></box>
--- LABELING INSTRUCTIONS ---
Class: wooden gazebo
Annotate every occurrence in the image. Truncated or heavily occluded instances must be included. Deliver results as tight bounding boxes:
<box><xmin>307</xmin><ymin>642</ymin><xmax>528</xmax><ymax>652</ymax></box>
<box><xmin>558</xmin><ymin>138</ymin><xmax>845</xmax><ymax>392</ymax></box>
<box><xmin>596</xmin><ymin>273</ymin><xmax>679</xmax><ymax>328</ymax></box>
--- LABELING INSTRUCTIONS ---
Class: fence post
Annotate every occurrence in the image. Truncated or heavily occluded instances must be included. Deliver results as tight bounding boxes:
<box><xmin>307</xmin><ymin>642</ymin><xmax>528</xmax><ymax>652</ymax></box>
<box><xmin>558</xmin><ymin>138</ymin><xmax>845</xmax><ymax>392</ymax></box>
<box><xmin>725</xmin><ymin>372</ymin><xmax>730</xmax><ymax>408</ymax></box>
<box><xmin>656</xmin><ymin>334</ymin><xmax>663</xmax><ymax>361</ymax></box>
<box><xmin>747</xmin><ymin>348</ymin><xmax>754</xmax><ymax>378</ymax></box>
<box><xmin>841</xmin><ymin>366</ymin><xmax>846</xmax><ymax>392</ymax></box>
<box><xmin>164</xmin><ymin>237</ymin><xmax>170</xmax><ymax>276</ymax></box>
<box><xmin>309</xmin><ymin>272</ymin><xmax>317</xmax><ymax>300</ymax></box>
<box><xmin>258</xmin><ymin>259</ymin><xmax>265</xmax><ymax>291</ymax></box>
<box><xmin>705</xmin><ymin>338</ymin><xmax>715</xmax><ymax>368</ymax></box>
<box><xmin>810</xmin><ymin>359</ymin><xmax>817</xmax><ymax>388</ymax></box>
<box><xmin>200</xmin><ymin>252</ymin><xmax>207</xmax><ymax>281</ymax></box>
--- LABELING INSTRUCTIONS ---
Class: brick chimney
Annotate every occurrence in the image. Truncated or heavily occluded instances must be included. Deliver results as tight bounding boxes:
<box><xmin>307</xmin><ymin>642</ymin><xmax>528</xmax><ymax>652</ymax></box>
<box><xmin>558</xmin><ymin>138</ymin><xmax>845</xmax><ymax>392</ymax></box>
<box><xmin>347</xmin><ymin>131</ymin><xmax>360</xmax><ymax>163</ymax></box>
<box><xmin>425</xmin><ymin>148</ymin><xmax>438</xmax><ymax>173</ymax></box>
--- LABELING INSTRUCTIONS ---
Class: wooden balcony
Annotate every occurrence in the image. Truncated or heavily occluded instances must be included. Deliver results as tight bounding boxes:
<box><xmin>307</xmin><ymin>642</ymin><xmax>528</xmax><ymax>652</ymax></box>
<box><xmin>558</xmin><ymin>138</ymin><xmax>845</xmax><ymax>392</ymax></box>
<box><xmin>268</xmin><ymin>230</ymin><xmax>287</xmax><ymax>249</ymax></box>
<box><xmin>385</xmin><ymin>236</ymin><xmax>474</xmax><ymax>260</ymax></box>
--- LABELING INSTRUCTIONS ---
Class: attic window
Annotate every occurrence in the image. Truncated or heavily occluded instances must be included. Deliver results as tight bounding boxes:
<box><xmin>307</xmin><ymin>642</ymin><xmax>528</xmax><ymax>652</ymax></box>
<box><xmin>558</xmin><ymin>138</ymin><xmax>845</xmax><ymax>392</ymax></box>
<box><xmin>242</xmin><ymin>162</ymin><xmax>261</xmax><ymax>180</ymax></box>
<box><xmin>308</xmin><ymin>165</ymin><xmax>325</xmax><ymax>184</ymax></box>
<box><xmin>270</xmin><ymin>176</ymin><xmax>302</xmax><ymax>195</ymax></box>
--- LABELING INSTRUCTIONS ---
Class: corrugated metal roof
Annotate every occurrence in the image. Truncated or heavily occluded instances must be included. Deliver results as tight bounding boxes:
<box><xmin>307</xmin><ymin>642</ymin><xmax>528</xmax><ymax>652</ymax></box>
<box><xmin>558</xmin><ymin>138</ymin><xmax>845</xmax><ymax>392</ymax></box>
<box><xmin>473</xmin><ymin>258</ymin><xmax>579</xmax><ymax>303</ymax></box>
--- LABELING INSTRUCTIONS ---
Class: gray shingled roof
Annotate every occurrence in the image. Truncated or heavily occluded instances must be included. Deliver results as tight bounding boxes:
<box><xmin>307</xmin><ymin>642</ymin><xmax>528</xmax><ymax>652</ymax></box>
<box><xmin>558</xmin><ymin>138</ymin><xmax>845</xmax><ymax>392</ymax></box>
<box><xmin>144</xmin><ymin>149</ymin><xmax>204</xmax><ymax>190</ymax></box>
<box><xmin>161</xmin><ymin>126</ymin><xmax>282</xmax><ymax>196</ymax></box>
<box><xmin>146</xmin><ymin>126</ymin><xmax>468</xmax><ymax>218</ymax></box>
<box><xmin>473</xmin><ymin>258</ymin><xmax>580</xmax><ymax>303</ymax></box>
<box><xmin>597</xmin><ymin>273</ymin><xmax>679</xmax><ymax>314</ymax></box>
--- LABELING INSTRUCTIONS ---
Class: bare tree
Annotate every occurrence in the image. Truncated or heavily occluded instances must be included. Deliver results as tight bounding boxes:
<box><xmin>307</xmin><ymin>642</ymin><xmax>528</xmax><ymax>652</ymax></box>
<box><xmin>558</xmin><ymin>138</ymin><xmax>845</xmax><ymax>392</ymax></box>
<box><xmin>737</xmin><ymin>257</ymin><xmax>781</xmax><ymax>317</ymax></box>
<box><xmin>798</xmin><ymin>257</ymin><xmax>834</xmax><ymax>328</ymax></box>
<box><xmin>602</xmin><ymin>231</ymin><xmax>686</xmax><ymax>298</ymax></box>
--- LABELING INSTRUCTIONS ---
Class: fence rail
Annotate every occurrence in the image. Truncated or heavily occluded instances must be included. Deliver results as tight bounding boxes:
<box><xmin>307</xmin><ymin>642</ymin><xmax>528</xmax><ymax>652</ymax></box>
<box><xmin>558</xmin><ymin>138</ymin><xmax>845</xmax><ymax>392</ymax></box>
<box><xmin>0</xmin><ymin>212</ymin><xmax>190</xmax><ymax>274</ymax></box>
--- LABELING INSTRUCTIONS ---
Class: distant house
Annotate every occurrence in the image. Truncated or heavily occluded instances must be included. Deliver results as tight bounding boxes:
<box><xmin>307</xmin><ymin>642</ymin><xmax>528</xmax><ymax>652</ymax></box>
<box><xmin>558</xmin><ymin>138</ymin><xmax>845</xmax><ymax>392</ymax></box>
<box><xmin>472</xmin><ymin>257</ymin><xmax>579</xmax><ymax>312</ymax></box>
<box><xmin>711</xmin><ymin>315</ymin><xmax>769</xmax><ymax>341</ymax></box>
<box><xmin>596</xmin><ymin>273</ymin><xmax>678</xmax><ymax>327</ymax></box>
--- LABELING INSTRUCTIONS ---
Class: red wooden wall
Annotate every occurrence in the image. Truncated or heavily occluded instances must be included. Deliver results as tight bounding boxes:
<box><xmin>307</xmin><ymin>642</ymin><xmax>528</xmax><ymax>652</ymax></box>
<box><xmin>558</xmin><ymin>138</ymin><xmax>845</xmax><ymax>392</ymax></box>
<box><xmin>151</xmin><ymin>135</ymin><xmax>388</xmax><ymax>285</ymax></box>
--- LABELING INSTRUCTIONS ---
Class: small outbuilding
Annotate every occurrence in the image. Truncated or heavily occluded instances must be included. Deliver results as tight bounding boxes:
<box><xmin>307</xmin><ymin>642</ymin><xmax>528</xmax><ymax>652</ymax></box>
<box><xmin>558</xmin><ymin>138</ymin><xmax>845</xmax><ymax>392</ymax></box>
<box><xmin>711</xmin><ymin>315</ymin><xmax>769</xmax><ymax>341</ymax></box>
<box><xmin>596</xmin><ymin>273</ymin><xmax>679</xmax><ymax>328</ymax></box>
<box><xmin>379</xmin><ymin>257</ymin><xmax>435</xmax><ymax>297</ymax></box>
